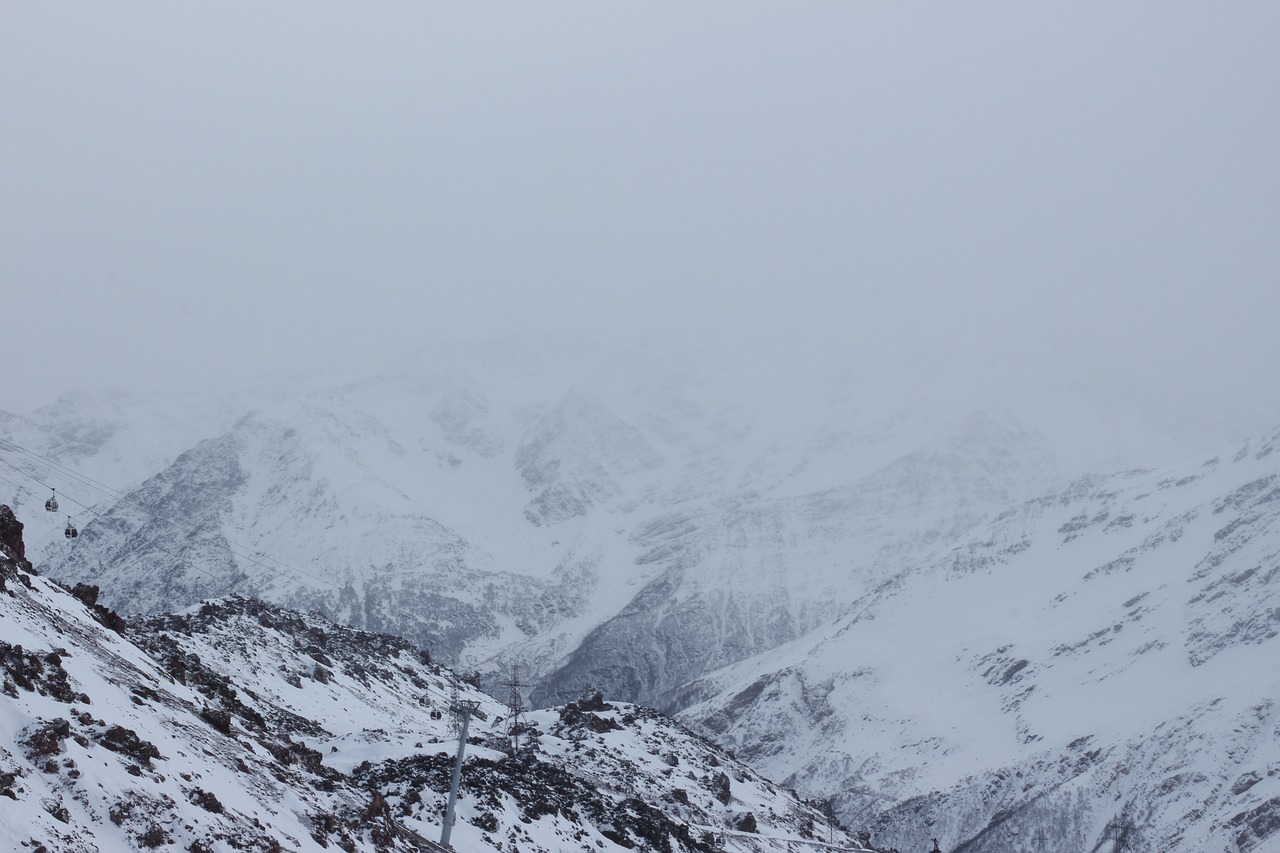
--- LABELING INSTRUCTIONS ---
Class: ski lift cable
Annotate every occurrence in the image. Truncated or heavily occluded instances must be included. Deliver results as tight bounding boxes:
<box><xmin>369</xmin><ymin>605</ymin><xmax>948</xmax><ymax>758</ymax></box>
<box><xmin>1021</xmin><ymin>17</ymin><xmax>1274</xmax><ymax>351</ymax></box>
<box><xmin>0</xmin><ymin>455</ymin><xmax>301</xmax><ymax>589</ymax></box>
<box><xmin>0</xmin><ymin>455</ymin><xmax>229</xmax><ymax>583</ymax></box>
<box><xmin>0</xmin><ymin>438</ymin><xmax>340</xmax><ymax>591</ymax></box>
<box><xmin>0</xmin><ymin>437</ymin><xmax>203</xmax><ymax>526</ymax></box>
<box><xmin>0</xmin><ymin>439</ymin><xmax>130</xmax><ymax>507</ymax></box>
<box><xmin>0</xmin><ymin>437</ymin><xmax>165</xmax><ymax>505</ymax></box>
<box><xmin>73</xmin><ymin>505</ymin><xmax>244</xmax><ymax>589</ymax></box>
<box><xmin>0</xmin><ymin>443</ymin><xmax>171</xmax><ymax>538</ymax></box>
<box><xmin>0</xmin><ymin>436</ymin><xmax>339</xmax><ymax>587</ymax></box>
<box><xmin>0</xmin><ymin>439</ymin><xmax>341</xmax><ymax>591</ymax></box>
<box><xmin>95</xmin><ymin>529</ymin><xmax>232</xmax><ymax>586</ymax></box>
<box><xmin>0</xmin><ymin>471</ymin><xmax>32</xmax><ymax>502</ymax></box>
<box><xmin>0</xmin><ymin>452</ymin><xmax>335</xmax><ymax>592</ymax></box>
<box><xmin>0</xmin><ymin>458</ymin><xmax>223</xmax><ymax>583</ymax></box>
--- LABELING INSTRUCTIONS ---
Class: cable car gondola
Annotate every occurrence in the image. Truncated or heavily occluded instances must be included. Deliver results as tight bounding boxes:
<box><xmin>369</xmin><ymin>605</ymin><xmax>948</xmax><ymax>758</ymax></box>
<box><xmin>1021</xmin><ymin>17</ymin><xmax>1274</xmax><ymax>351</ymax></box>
<box><xmin>45</xmin><ymin>489</ymin><xmax>58</xmax><ymax>512</ymax></box>
<box><xmin>64</xmin><ymin>516</ymin><xmax>78</xmax><ymax>539</ymax></box>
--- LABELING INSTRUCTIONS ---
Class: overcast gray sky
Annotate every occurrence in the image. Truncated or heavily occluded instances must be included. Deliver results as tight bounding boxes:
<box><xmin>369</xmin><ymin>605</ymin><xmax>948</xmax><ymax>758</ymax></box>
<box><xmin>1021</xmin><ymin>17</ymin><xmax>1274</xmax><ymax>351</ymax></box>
<box><xmin>3</xmin><ymin>2</ymin><xmax>1279</xmax><ymax>420</ymax></box>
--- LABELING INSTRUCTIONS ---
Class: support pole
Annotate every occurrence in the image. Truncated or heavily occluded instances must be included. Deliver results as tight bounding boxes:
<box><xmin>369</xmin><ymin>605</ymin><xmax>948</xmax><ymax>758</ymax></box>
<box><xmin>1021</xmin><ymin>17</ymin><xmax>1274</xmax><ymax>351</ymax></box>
<box><xmin>440</xmin><ymin>702</ymin><xmax>475</xmax><ymax>850</ymax></box>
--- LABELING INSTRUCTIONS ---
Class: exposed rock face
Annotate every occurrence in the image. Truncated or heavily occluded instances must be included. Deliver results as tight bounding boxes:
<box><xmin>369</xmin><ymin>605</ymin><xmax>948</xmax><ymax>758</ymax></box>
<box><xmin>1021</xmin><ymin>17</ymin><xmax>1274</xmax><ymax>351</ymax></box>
<box><xmin>0</xmin><ymin>504</ymin><xmax>31</xmax><ymax>573</ymax></box>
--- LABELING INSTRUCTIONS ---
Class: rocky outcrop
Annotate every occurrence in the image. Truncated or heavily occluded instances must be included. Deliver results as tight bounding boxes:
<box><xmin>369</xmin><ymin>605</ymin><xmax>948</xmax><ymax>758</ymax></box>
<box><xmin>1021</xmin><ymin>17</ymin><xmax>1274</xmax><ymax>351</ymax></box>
<box><xmin>0</xmin><ymin>503</ymin><xmax>32</xmax><ymax>575</ymax></box>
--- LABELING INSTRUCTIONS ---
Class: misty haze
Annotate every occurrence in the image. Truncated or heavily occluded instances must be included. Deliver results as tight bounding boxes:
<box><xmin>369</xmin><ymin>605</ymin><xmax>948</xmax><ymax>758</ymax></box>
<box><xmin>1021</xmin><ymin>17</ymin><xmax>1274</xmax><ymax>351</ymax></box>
<box><xmin>2</xmin><ymin>4</ymin><xmax>1279</xmax><ymax>852</ymax></box>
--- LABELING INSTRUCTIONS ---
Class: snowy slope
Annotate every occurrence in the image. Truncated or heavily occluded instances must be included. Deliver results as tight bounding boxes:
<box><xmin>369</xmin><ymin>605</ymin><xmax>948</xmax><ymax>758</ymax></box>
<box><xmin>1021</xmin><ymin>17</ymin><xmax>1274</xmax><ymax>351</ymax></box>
<box><xmin>672</xmin><ymin>428</ymin><xmax>1280</xmax><ymax>851</ymax></box>
<box><xmin>0</xmin><ymin>504</ymin><xmax>859</xmax><ymax>853</ymax></box>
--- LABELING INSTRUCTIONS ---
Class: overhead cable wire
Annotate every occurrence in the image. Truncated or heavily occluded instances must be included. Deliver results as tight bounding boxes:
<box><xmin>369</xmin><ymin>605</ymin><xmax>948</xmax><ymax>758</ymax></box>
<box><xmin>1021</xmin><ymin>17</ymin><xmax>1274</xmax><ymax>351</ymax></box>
<box><xmin>0</xmin><ymin>437</ymin><xmax>341</xmax><ymax>590</ymax></box>
<box><xmin>0</xmin><ymin>439</ymin><xmax>127</xmax><ymax>507</ymax></box>
<box><xmin>0</xmin><ymin>471</ymin><xmax>32</xmax><ymax>501</ymax></box>
<box><xmin>0</xmin><ymin>437</ymin><xmax>340</xmax><ymax>589</ymax></box>
<box><xmin>0</xmin><ymin>453</ymin><xmax>276</xmax><ymax>588</ymax></box>
<box><xmin>0</xmin><ymin>454</ymin><xmax>228</xmax><ymax>584</ymax></box>
<box><xmin>0</xmin><ymin>446</ymin><xmax>337</xmax><ymax>592</ymax></box>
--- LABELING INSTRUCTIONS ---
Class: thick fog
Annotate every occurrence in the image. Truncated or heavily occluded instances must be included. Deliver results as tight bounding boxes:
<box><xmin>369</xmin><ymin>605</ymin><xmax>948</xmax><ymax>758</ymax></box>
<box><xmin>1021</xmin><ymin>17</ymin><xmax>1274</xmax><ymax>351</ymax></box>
<box><xmin>3</xmin><ymin>3</ymin><xmax>1279</xmax><ymax>439</ymax></box>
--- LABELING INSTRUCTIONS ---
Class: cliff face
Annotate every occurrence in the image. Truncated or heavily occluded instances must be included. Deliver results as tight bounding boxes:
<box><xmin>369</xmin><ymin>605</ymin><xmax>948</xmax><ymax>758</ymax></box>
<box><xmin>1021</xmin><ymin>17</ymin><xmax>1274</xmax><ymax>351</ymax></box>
<box><xmin>0</xmin><ymin>504</ymin><xmax>31</xmax><ymax>575</ymax></box>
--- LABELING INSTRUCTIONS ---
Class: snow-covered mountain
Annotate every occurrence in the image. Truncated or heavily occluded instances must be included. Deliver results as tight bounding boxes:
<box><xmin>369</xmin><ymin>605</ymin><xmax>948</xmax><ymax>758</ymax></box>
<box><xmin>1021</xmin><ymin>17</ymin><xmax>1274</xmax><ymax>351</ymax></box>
<box><xmin>2</xmin><ymin>340</ymin><xmax>1277</xmax><ymax>851</ymax></box>
<box><xmin>1</xmin><ymin>505</ymin><xmax>855</xmax><ymax>852</ymax></box>
<box><xmin>672</xmin><ymin>427</ymin><xmax>1280</xmax><ymax>851</ymax></box>
<box><xmin>9</xmin><ymin>342</ymin><xmax>1209</xmax><ymax>677</ymax></box>
<box><xmin>4</xmin><ymin>344</ymin><xmax>1075</xmax><ymax>678</ymax></box>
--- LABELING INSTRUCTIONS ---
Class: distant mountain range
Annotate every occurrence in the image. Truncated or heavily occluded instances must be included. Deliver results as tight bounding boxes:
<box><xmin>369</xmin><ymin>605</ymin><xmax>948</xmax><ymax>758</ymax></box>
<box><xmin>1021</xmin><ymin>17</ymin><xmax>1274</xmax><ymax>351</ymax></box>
<box><xmin>3</xmin><ymin>339</ymin><xmax>1277</xmax><ymax>850</ymax></box>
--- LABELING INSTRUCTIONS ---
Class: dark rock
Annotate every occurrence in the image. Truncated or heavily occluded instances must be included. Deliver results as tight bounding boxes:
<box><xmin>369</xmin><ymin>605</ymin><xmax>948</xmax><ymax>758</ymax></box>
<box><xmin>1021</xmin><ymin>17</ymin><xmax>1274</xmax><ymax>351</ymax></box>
<box><xmin>23</xmin><ymin>718</ymin><xmax>71</xmax><ymax>759</ymax></box>
<box><xmin>579</xmin><ymin>689</ymin><xmax>612</xmax><ymax>711</ymax></box>
<box><xmin>1</xmin><ymin>641</ymin><xmax>78</xmax><ymax>702</ymax></box>
<box><xmin>711</xmin><ymin>771</ymin><xmax>732</xmax><ymax>805</ymax></box>
<box><xmin>363</xmin><ymin>790</ymin><xmax>391</xmax><ymax>822</ymax></box>
<box><xmin>201</xmin><ymin>707</ymin><xmax>233</xmax><ymax>736</ymax></box>
<box><xmin>0</xmin><ymin>505</ymin><xmax>32</xmax><ymax>572</ymax></box>
<box><xmin>1233</xmin><ymin>771</ymin><xmax>1263</xmax><ymax>796</ymax></box>
<box><xmin>1230</xmin><ymin>795</ymin><xmax>1280</xmax><ymax>851</ymax></box>
<box><xmin>98</xmin><ymin>725</ymin><xmax>162</xmax><ymax>767</ymax></box>
<box><xmin>110</xmin><ymin>800</ymin><xmax>133</xmax><ymax>825</ymax></box>
<box><xmin>139</xmin><ymin>822</ymin><xmax>170</xmax><ymax>848</ymax></box>
<box><xmin>190</xmin><ymin>788</ymin><xmax>224</xmax><ymax>814</ymax></box>
<box><xmin>71</xmin><ymin>582</ymin><xmax>100</xmax><ymax>608</ymax></box>
<box><xmin>586</xmin><ymin>713</ymin><xmax>623</xmax><ymax>733</ymax></box>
